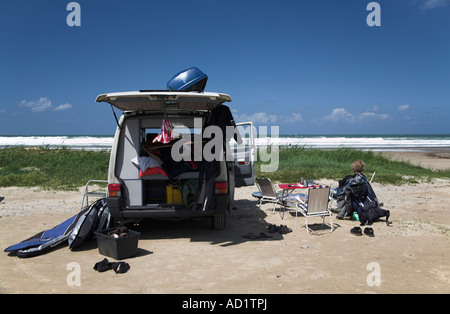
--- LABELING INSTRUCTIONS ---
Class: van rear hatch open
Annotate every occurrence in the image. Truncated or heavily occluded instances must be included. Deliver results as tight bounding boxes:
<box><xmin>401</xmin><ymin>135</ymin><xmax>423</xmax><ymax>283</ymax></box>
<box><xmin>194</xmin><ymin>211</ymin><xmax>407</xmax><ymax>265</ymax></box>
<box><xmin>96</xmin><ymin>91</ymin><xmax>232</xmax><ymax>111</ymax></box>
<box><xmin>96</xmin><ymin>89</ymin><xmax>255</xmax><ymax>230</ymax></box>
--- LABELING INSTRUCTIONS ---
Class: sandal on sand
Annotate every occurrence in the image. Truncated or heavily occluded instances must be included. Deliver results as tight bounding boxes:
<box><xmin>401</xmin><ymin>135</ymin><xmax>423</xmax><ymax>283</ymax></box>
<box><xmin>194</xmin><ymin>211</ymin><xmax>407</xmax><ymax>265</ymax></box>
<box><xmin>350</xmin><ymin>226</ymin><xmax>363</xmax><ymax>236</ymax></box>
<box><xmin>268</xmin><ymin>224</ymin><xmax>280</xmax><ymax>233</ymax></box>
<box><xmin>279</xmin><ymin>225</ymin><xmax>292</xmax><ymax>234</ymax></box>
<box><xmin>267</xmin><ymin>224</ymin><xmax>293</xmax><ymax>235</ymax></box>
<box><xmin>364</xmin><ymin>227</ymin><xmax>374</xmax><ymax>237</ymax></box>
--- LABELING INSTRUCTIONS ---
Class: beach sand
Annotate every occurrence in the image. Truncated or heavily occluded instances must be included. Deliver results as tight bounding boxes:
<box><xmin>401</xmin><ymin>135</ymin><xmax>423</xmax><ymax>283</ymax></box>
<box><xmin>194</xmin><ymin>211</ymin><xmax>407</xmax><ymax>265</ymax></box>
<box><xmin>0</xmin><ymin>151</ymin><xmax>449</xmax><ymax>294</ymax></box>
<box><xmin>380</xmin><ymin>148</ymin><xmax>450</xmax><ymax>171</ymax></box>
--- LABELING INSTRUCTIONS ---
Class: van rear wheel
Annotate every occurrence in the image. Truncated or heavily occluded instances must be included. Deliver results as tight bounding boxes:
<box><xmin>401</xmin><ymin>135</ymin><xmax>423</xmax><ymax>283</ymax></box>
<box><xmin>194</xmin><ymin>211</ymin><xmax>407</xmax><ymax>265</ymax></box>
<box><xmin>212</xmin><ymin>212</ymin><xmax>226</xmax><ymax>230</ymax></box>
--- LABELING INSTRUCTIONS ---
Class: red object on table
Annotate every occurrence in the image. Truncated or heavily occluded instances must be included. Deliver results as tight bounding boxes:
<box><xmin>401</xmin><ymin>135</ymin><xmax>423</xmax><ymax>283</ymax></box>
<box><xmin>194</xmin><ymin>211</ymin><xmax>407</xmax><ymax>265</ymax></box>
<box><xmin>278</xmin><ymin>183</ymin><xmax>321</xmax><ymax>189</ymax></box>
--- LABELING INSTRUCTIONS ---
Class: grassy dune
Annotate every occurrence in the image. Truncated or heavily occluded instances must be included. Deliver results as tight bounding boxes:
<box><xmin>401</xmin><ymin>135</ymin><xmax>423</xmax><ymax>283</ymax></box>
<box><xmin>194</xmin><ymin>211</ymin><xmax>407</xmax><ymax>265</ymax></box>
<box><xmin>0</xmin><ymin>147</ymin><xmax>109</xmax><ymax>190</ymax></box>
<box><xmin>255</xmin><ymin>147</ymin><xmax>450</xmax><ymax>185</ymax></box>
<box><xmin>0</xmin><ymin>147</ymin><xmax>449</xmax><ymax>190</ymax></box>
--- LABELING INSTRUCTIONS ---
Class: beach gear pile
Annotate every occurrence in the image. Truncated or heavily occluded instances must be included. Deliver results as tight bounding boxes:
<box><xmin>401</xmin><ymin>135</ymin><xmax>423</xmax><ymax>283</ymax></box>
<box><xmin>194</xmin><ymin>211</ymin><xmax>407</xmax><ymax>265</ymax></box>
<box><xmin>4</xmin><ymin>198</ymin><xmax>110</xmax><ymax>258</ymax></box>
<box><xmin>335</xmin><ymin>173</ymin><xmax>390</xmax><ymax>226</ymax></box>
<box><xmin>334</xmin><ymin>173</ymin><xmax>391</xmax><ymax>237</ymax></box>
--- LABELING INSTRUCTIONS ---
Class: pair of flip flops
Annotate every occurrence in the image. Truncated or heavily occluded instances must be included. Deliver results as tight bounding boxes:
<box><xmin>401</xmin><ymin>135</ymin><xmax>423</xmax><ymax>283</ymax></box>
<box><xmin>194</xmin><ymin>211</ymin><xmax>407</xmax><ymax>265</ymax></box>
<box><xmin>93</xmin><ymin>258</ymin><xmax>130</xmax><ymax>274</ymax></box>
<box><xmin>268</xmin><ymin>224</ymin><xmax>292</xmax><ymax>234</ymax></box>
<box><xmin>350</xmin><ymin>226</ymin><xmax>374</xmax><ymax>237</ymax></box>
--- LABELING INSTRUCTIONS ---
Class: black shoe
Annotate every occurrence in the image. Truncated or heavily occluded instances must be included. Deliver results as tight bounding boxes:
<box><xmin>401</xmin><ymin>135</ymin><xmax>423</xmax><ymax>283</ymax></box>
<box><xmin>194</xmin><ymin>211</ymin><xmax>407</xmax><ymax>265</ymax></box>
<box><xmin>350</xmin><ymin>227</ymin><xmax>363</xmax><ymax>236</ymax></box>
<box><xmin>364</xmin><ymin>227</ymin><xmax>374</xmax><ymax>237</ymax></box>
<box><xmin>93</xmin><ymin>258</ymin><xmax>111</xmax><ymax>272</ymax></box>
<box><xmin>110</xmin><ymin>262</ymin><xmax>130</xmax><ymax>274</ymax></box>
<box><xmin>279</xmin><ymin>225</ymin><xmax>292</xmax><ymax>234</ymax></box>
<box><xmin>268</xmin><ymin>224</ymin><xmax>280</xmax><ymax>233</ymax></box>
<box><xmin>268</xmin><ymin>224</ymin><xmax>292</xmax><ymax>234</ymax></box>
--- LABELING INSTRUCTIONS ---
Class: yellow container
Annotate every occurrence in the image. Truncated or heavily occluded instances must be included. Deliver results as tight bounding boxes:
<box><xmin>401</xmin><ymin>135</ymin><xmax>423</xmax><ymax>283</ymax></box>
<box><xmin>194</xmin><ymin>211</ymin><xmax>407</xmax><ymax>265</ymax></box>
<box><xmin>166</xmin><ymin>185</ymin><xmax>183</xmax><ymax>204</ymax></box>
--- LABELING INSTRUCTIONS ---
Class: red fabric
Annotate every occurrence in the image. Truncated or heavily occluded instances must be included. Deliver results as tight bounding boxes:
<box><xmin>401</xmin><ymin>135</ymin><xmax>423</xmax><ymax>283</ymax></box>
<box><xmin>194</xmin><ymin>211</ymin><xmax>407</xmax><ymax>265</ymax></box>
<box><xmin>139</xmin><ymin>167</ymin><xmax>168</xmax><ymax>177</ymax></box>
<box><xmin>153</xmin><ymin>119</ymin><xmax>177</xmax><ymax>144</ymax></box>
<box><xmin>278</xmin><ymin>184</ymin><xmax>321</xmax><ymax>190</ymax></box>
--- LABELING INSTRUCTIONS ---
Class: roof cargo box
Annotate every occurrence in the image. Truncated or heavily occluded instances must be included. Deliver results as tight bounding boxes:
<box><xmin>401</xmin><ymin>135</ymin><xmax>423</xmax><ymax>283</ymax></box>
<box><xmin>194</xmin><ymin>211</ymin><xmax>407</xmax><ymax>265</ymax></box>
<box><xmin>167</xmin><ymin>67</ymin><xmax>208</xmax><ymax>92</ymax></box>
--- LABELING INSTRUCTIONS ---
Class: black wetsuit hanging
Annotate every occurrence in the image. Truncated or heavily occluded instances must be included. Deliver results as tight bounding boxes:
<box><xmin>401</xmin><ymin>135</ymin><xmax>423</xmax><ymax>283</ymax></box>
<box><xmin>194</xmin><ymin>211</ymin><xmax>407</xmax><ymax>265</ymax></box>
<box><xmin>192</xmin><ymin>105</ymin><xmax>239</xmax><ymax>211</ymax></box>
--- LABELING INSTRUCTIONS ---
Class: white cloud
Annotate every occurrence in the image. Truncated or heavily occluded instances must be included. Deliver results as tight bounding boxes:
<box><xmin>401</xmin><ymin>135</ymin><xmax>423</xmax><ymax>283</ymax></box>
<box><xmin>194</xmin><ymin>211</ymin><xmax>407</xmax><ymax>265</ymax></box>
<box><xmin>377</xmin><ymin>113</ymin><xmax>391</xmax><ymax>120</ymax></box>
<box><xmin>287</xmin><ymin>112</ymin><xmax>303</xmax><ymax>123</ymax></box>
<box><xmin>234</xmin><ymin>106</ymin><xmax>390</xmax><ymax>127</ymax></box>
<box><xmin>54</xmin><ymin>103</ymin><xmax>72</xmax><ymax>111</ymax></box>
<box><xmin>19</xmin><ymin>97</ymin><xmax>52</xmax><ymax>112</ymax></box>
<box><xmin>323</xmin><ymin>108</ymin><xmax>354</xmax><ymax>122</ymax></box>
<box><xmin>422</xmin><ymin>0</ymin><xmax>450</xmax><ymax>9</ymax></box>
<box><xmin>18</xmin><ymin>98</ymin><xmax>73</xmax><ymax>112</ymax></box>
<box><xmin>361</xmin><ymin>112</ymin><xmax>376</xmax><ymax>118</ymax></box>
<box><xmin>235</xmin><ymin>112</ymin><xmax>278</xmax><ymax>124</ymax></box>
<box><xmin>397</xmin><ymin>104</ymin><xmax>410</xmax><ymax>111</ymax></box>
<box><xmin>323</xmin><ymin>107</ymin><xmax>391</xmax><ymax>123</ymax></box>
<box><xmin>235</xmin><ymin>110</ymin><xmax>304</xmax><ymax>125</ymax></box>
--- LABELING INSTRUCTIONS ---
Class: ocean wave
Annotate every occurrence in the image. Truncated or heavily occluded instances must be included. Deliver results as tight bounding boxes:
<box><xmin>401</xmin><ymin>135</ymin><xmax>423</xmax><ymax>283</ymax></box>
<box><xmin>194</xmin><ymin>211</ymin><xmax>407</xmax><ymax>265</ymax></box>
<box><xmin>0</xmin><ymin>136</ymin><xmax>113</xmax><ymax>150</ymax></box>
<box><xmin>1</xmin><ymin>135</ymin><xmax>449</xmax><ymax>151</ymax></box>
<box><xmin>258</xmin><ymin>136</ymin><xmax>450</xmax><ymax>149</ymax></box>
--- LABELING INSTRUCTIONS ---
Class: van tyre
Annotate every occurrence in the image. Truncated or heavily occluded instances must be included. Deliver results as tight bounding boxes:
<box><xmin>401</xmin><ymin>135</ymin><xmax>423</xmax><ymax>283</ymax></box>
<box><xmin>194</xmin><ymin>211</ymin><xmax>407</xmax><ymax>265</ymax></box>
<box><xmin>212</xmin><ymin>212</ymin><xmax>226</xmax><ymax>230</ymax></box>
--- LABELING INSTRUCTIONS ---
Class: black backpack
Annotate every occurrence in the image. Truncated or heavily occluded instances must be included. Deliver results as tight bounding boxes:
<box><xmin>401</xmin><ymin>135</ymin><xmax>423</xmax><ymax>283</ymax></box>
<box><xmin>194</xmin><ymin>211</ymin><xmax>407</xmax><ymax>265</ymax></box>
<box><xmin>346</xmin><ymin>175</ymin><xmax>389</xmax><ymax>225</ymax></box>
<box><xmin>338</xmin><ymin>174</ymin><xmax>377</xmax><ymax>218</ymax></box>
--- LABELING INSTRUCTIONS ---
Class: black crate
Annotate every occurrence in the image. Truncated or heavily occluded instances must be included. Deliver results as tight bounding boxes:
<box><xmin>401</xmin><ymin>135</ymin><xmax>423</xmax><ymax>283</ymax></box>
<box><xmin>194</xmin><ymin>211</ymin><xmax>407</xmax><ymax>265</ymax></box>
<box><xmin>94</xmin><ymin>228</ymin><xmax>141</xmax><ymax>260</ymax></box>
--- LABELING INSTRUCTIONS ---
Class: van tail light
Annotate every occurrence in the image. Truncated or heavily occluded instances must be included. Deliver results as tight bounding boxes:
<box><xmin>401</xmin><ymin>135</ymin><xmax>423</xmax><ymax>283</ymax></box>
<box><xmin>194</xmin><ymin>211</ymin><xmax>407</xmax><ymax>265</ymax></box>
<box><xmin>108</xmin><ymin>184</ymin><xmax>121</xmax><ymax>197</ymax></box>
<box><xmin>215</xmin><ymin>182</ymin><xmax>228</xmax><ymax>195</ymax></box>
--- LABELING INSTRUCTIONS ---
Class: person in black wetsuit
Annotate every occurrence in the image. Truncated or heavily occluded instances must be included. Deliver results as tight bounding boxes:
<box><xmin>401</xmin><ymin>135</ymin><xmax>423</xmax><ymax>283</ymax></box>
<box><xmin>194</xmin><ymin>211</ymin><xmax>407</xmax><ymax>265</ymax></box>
<box><xmin>336</xmin><ymin>160</ymin><xmax>390</xmax><ymax>226</ymax></box>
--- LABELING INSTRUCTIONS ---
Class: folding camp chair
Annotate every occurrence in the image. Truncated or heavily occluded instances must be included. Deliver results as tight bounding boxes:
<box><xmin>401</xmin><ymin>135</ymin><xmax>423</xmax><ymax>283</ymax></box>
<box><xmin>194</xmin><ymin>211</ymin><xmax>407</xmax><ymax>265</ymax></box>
<box><xmin>255</xmin><ymin>177</ymin><xmax>285</xmax><ymax>213</ymax></box>
<box><xmin>80</xmin><ymin>180</ymin><xmax>108</xmax><ymax>210</ymax></box>
<box><xmin>291</xmin><ymin>186</ymin><xmax>333</xmax><ymax>234</ymax></box>
<box><xmin>369</xmin><ymin>171</ymin><xmax>376</xmax><ymax>183</ymax></box>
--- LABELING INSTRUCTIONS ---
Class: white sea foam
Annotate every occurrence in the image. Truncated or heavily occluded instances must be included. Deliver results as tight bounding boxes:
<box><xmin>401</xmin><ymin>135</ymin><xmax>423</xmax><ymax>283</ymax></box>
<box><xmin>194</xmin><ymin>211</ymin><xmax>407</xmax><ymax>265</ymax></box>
<box><xmin>0</xmin><ymin>136</ymin><xmax>113</xmax><ymax>150</ymax></box>
<box><xmin>1</xmin><ymin>135</ymin><xmax>449</xmax><ymax>151</ymax></box>
<box><xmin>257</xmin><ymin>136</ymin><xmax>450</xmax><ymax>150</ymax></box>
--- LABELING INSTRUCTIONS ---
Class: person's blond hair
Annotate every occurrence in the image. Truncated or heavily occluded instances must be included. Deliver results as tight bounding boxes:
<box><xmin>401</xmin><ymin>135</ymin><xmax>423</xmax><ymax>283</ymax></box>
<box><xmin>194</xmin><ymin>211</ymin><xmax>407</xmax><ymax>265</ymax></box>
<box><xmin>352</xmin><ymin>160</ymin><xmax>365</xmax><ymax>173</ymax></box>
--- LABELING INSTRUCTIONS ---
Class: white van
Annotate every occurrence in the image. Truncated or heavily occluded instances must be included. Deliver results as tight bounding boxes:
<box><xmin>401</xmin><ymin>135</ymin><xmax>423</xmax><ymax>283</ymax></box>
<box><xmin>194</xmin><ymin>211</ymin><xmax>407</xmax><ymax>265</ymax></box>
<box><xmin>96</xmin><ymin>90</ymin><xmax>255</xmax><ymax>229</ymax></box>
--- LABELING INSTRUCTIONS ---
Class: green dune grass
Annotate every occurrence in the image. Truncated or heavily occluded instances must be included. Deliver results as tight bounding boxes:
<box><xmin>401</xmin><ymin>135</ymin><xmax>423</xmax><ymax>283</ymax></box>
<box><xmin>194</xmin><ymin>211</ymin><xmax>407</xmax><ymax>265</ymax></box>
<box><xmin>0</xmin><ymin>147</ymin><xmax>109</xmax><ymax>190</ymax></box>
<box><xmin>0</xmin><ymin>147</ymin><xmax>449</xmax><ymax>190</ymax></box>
<box><xmin>255</xmin><ymin>147</ymin><xmax>450</xmax><ymax>185</ymax></box>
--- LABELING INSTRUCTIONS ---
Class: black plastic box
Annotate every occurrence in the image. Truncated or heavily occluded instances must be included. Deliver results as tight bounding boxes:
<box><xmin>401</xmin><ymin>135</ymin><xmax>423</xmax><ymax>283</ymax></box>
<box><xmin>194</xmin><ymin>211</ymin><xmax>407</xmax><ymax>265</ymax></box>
<box><xmin>94</xmin><ymin>228</ymin><xmax>141</xmax><ymax>260</ymax></box>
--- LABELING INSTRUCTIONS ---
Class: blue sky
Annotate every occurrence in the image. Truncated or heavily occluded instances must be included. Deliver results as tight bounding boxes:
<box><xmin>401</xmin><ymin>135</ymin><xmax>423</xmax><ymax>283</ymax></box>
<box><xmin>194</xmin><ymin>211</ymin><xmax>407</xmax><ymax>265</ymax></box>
<box><xmin>0</xmin><ymin>0</ymin><xmax>449</xmax><ymax>135</ymax></box>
